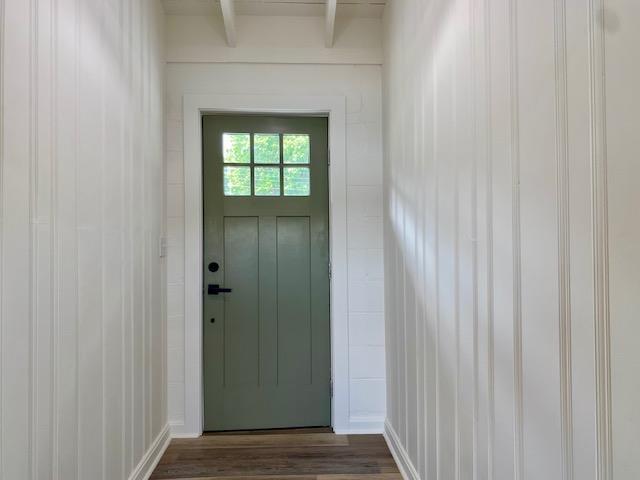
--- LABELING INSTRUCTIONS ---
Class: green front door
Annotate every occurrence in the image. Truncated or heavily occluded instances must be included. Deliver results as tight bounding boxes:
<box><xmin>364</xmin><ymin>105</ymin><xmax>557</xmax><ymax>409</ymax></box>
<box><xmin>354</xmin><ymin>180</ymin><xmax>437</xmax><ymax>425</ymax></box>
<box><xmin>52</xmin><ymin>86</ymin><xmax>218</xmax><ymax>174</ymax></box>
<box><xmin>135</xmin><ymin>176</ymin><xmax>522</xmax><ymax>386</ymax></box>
<box><xmin>202</xmin><ymin>115</ymin><xmax>331</xmax><ymax>431</ymax></box>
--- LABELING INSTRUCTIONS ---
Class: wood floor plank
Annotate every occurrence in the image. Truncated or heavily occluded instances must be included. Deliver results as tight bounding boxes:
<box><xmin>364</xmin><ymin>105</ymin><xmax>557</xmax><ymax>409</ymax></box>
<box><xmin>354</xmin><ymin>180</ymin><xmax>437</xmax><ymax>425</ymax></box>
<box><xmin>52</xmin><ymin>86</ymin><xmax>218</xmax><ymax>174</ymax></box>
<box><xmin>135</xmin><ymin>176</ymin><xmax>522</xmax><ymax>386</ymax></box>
<box><xmin>164</xmin><ymin>476</ymin><xmax>317</xmax><ymax>480</ymax></box>
<box><xmin>150</xmin><ymin>430</ymin><xmax>400</xmax><ymax>480</ymax></box>
<box><xmin>319</xmin><ymin>476</ymin><xmax>403</xmax><ymax>480</ymax></box>
<box><xmin>170</xmin><ymin>433</ymin><xmax>349</xmax><ymax>449</ymax></box>
<box><xmin>164</xmin><ymin>476</ymin><xmax>404</xmax><ymax>480</ymax></box>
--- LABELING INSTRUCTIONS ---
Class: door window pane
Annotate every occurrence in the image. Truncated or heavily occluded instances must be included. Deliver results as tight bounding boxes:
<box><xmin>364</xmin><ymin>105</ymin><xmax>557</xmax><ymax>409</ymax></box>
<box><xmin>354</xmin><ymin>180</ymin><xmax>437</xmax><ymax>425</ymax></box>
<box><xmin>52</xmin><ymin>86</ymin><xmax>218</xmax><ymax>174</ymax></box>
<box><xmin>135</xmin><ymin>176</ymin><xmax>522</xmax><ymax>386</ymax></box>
<box><xmin>254</xmin><ymin>167</ymin><xmax>281</xmax><ymax>196</ymax></box>
<box><xmin>224</xmin><ymin>166</ymin><xmax>251</xmax><ymax>196</ymax></box>
<box><xmin>284</xmin><ymin>167</ymin><xmax>310</xmax><ymax>196</ymax></box>
<box><xmin>283</xmin><ymin>134</ymin><xmax>310</xmax><ymax>164</ymax></box>
<box><xmin>223</xmin><ymin>133</ymin><xmax>250</xmax><ymax>164</ymax></box>
<box><xmin>254</xmin><ymin>134</ymin><xmax>280</xmax><ymax>164</ymax></box>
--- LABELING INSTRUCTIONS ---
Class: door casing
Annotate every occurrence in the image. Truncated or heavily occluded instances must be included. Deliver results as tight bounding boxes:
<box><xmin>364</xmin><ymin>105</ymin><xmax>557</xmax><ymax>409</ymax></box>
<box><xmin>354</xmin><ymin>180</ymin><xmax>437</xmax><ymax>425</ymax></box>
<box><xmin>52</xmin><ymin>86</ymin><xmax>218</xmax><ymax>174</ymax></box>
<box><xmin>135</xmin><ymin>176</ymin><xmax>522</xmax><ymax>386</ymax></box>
<box><xmin>178</xmin><ymin>94</ymin><xmax>353</xmax><ymax>438</ymax></box>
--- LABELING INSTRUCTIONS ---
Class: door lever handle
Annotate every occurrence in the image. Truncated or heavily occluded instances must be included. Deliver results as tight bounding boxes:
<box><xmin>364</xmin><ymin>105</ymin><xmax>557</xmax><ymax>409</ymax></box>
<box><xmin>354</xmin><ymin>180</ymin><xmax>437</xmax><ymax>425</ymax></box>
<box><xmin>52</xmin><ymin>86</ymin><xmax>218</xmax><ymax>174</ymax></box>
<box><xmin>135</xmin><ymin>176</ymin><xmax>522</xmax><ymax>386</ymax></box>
<box><xmin>207</xmin><ymin>284</ymin><xmax>232</xmax><ymax>295</ymax></box>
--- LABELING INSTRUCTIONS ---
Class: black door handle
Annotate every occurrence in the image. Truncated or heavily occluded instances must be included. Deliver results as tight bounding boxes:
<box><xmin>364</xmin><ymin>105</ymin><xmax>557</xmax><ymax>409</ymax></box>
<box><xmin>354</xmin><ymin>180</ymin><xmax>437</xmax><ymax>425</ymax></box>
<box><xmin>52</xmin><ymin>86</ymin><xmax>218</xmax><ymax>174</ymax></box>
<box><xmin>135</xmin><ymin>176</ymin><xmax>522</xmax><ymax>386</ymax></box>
<box><xmin>208</xmin><ymin>284</ymin><xmax>232</xmax><ymax>295</ymax></box>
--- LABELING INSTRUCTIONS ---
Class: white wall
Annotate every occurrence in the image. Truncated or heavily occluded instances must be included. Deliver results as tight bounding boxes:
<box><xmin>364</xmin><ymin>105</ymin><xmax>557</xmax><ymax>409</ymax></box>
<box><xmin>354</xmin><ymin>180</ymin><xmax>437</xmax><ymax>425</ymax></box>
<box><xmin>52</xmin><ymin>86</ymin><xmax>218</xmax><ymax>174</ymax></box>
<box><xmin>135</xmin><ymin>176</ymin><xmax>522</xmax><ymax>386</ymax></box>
<box><xmin>166</xmin><ymin>14</ymin><xmax>382</xmax><ymax>64</ymax></box>
<box><xmin>383</xmin><ymin>0</ymin><xmax>640</xmax><ymax>479</ymax></box>
<box><xmin>0</xmin><ymin>1</ymin><xmax>167</xmax><ymax>479</ymax></box>
<box><xmin>166</xmin><ymin>60</ymin><xmax>386</xmax><ymax>433</ymax></box>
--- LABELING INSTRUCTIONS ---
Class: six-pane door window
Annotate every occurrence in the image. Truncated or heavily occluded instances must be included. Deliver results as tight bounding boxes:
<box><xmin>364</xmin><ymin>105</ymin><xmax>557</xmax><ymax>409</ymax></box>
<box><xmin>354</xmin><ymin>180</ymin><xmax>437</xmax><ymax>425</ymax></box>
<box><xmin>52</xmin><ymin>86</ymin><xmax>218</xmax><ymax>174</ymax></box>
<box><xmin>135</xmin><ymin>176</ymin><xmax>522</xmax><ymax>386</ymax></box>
<box><xmin>223</xmin><ymin>132</ymin><xmax>311</xmax><ymax>197</ymax></box>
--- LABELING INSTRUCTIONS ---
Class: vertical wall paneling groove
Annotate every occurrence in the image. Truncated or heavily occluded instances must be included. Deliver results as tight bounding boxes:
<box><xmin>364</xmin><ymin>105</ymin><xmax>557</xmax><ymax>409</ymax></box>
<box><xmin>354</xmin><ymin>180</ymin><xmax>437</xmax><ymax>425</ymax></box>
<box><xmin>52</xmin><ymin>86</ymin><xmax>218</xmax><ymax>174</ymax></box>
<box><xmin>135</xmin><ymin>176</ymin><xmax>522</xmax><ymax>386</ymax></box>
<box><xmin>160</xmin><ymin>0</ymin><xmax>167</xmax><ymax>445</ymax></box>
<box><xmin>554</xmin><ymin>0</ymin><xmax>573</xmax><ymax>478</ymax></box>
<box><xmin>473</xmin><ymin>0</ymin><xmax>491</xmax><ymax>478</ymax></box>
<box><xmin>390</xmin><ymin>3</ymin><xmax>398</xmax><ymax>438</ymax></box>
<box><xmin>73</xmin><ymin>1</ymin><xmax>80</xmax><ymax>477</ymax></box>
<box><xmin>0</xmin><ymin>0</ymin><xmax>3</xmax><ymax>474</ymax></box>
<box><xmin>418</xmin><ymin>49</ymin><xmax>426</xmax><ymax>479</ymax></box>
<box><xmin>469</xmin><ymin>0</ymin><xmax>481</xmax><ymax>476</ymax></box>
<box><xmin>29</xmin><ymin>1</ymin><xmax>37</xmax><ymax>479</ymax></box>
<box><xmin>132</xmin><ymin>0</ymin><xmax>140</xmax><ymax>462</ymax></box>
<box><xmin>51</xmin><ymin>0</ymin><xmax>59</xmax><ymax>476</ymax></box>
<box><xmin>433</xmin><ymin>48</ymin><xmax>441</xmax><ymax>480</ymax></box>
<box><xmin>55</xmin><ymin>0</ymin><xmax>74</xmax><ymax>476</ymax></box>
<box><xmin>99</xmin><ymin>0</ymin><xmax>107</xmax><ymax>475</ymax></box>
<box><xmin>39</xmin><ymin>0</ymin><xmax>56</xmax><ymax>477</ymax></box>
<box><xmin>118</xmin><ymin>0</ymin><xmax>126</xmax><ymax>473</ymax></box>
<box><xmin>395</xmin><ymin>15</ymin><xmax>402</xmax><ymax>440</ymax></box>
<box><xmin>587</xmin><ymin>0</ymin><xmax>612</xmax><ymax>478</ymax></box>
<box><xmin>417</xmin><ymin>40</ymin><xmax>425</xmax><ymax>480</ymax></box>
<box><xmin>483</xmin><ymin>1</ymin><xmax>495</xmax><ymax>478</ymax></box>
<box><xmin>452</xmin><ymin>3</ymin><xmax>461</xmax><ymax>476</ymax></box>
<box><xmin>414</xmin><ymin>43</ymin><xmax>423</xmax><ymax>478</ymax></box>
<box><xmin>130</xmin><ymin>0</ymin><xmax>136</xmax><ymax>467</ymax></box>
<box><xmin>141</xmin><ymin>0</ymin><xmax>148</xmax><ymax>453</ymax></box>
<box><xmin>98</xmin><ymin>0</ymin><xmax>106</xmax><ymax>475</ymax></box>
<box><xmin>424</xmin><ymin>15</ymin><xmax>437</xmax><ymax>478</ymax></box>
<box><xmin>400</xmin><ymin>14</ymin><xmax>409</xmax><ymax>446</ymax></box>
<box><xmin>119</xmin><ymin>0</ymin><xmax>128</xmax><ymax>476</ymax></box>
<box><xmin>96</xmin><ymin>0</ymin><xmax>107</xmax><ymax>470</ymax></box>
<box><xmin>507</xmin><ymin>0</ymin><xmax>524</xmax><ymax>477</ymax></box>
<box><xmin>148</xmin><ymin>0</ymin><xmax>153</xmax><ymax>445</ymax></box>
<box><xmin>0</xmin><ymin>0</ymin><xmax>3</xmax><ymax>469</ymax></box>
<box><xmin>0</xmin><ymin>0</ymin><xmax>166</xmax><ymax>477</ymax></box>
<box><xmin>142</xmin><ymin>0</ymin><xmax>149</xmax><ymax>452</ymax></box>
<box><xmin>42</xmin><ymin>0</ymin><xmax>56</xmax><ymax>477</ymax></box>
<box><xmin>126</xmin><ymin>0</ymin><xmax>134</xmax><ymax>471</ymax></box>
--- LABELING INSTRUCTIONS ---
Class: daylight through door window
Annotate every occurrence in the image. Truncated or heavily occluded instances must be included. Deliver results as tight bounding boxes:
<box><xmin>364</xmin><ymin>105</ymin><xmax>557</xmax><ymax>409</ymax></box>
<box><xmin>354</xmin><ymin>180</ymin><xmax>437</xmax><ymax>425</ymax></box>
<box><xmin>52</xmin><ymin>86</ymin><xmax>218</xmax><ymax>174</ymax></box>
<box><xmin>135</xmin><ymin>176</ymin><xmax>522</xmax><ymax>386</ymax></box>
<box><xmin>222</xmin><ymin>133</ymin><xmax>311</xmax><ymax>197</ymax></box>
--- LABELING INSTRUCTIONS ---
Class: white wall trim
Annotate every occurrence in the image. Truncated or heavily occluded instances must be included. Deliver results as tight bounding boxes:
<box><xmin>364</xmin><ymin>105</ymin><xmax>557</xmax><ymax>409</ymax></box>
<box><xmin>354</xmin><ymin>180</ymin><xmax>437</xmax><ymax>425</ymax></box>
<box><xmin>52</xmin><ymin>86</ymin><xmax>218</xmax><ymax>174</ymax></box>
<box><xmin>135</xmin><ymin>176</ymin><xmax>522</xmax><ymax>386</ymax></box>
<box><xmin>383</xmin><ymin>420</ymin><xmax>419</xmax><ymax>480</ymax></box>
<box><xmin>168</xmin><ymin>421</ymin><xmax>201</xmax><ymax>439</ymax></box>
<box><xmin>333</xmin><ymin>415</ymin><xmax>385</xmax><ymax>435</ymax></box>
<box><xmin>127</xmin><ymin>424</ymin><xmax>171</xmax><ymax>480</ymax></box>
<box><xmin>178</xmin><ymin>93</ymin><xmax>348</xmax><ymax>437</ymax></box>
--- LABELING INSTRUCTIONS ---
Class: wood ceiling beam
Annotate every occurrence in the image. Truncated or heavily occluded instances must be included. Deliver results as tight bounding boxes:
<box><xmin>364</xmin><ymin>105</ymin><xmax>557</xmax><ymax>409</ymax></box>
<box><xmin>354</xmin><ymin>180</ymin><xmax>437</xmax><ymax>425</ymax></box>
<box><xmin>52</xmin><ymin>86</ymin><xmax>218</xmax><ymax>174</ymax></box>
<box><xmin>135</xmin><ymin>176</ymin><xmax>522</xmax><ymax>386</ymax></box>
<box><xmin>220</xmin><ymin>0</ymin><xmax>237</xmax><ymax>47</ymax></box>
<box><xmin>325</xmin><ymin>0</ymin><xmax>337</xmax><ymax>48</ymax></box>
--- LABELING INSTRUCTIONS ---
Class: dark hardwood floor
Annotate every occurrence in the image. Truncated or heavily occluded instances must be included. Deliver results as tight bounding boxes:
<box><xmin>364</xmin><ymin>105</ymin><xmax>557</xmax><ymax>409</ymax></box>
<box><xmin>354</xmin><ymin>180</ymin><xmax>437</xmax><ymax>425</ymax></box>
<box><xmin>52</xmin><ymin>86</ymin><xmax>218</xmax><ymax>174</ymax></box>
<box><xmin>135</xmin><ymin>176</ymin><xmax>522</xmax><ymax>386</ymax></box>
<box><xmin>150</xmin><ymin>428</ymin><xmax>402</xmax><ymax>480</ymax></box>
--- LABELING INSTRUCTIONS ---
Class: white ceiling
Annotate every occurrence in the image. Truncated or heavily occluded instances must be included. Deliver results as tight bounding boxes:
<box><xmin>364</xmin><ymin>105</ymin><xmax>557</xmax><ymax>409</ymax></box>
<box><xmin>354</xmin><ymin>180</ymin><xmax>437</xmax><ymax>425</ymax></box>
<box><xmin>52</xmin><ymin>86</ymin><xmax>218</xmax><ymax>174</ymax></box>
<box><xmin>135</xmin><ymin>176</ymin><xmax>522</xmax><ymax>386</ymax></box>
<box><xmin>162</xmin><ymin>0</ymin><xmax>387</xmax><ymax>18</ymax></box>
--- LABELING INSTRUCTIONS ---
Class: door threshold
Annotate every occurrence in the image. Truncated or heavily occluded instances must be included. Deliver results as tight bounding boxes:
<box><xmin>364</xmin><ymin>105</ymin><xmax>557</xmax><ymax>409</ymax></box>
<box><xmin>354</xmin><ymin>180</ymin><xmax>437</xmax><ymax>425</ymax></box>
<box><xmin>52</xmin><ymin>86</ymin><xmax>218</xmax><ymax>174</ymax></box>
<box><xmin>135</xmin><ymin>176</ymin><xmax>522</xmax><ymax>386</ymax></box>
<box><xmin>203</xmin><ymin>426</ymin><xmax>333</xmax><ymax>436</ymax></box>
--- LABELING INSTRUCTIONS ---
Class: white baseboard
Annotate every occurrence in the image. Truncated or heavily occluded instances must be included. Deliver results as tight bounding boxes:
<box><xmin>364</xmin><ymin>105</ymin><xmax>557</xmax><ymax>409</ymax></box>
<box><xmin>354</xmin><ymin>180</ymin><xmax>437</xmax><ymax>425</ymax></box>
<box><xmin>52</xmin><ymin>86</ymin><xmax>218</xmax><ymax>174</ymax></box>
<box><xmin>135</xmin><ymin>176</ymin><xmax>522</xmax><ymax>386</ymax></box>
<box><xmin>333</xmin><ymin>415</ymin><xmax>385</xmax><ymax>434</ymax></box>
<box><xmin>383</xmin><ymin>420</ymin><xmax>420</xmax><ymax>480</ymax></box>
<box><xmin>169</xmin><ymin>420</ymin><xmax>202</xmax><ymax>438</ymax></box>
<box><xmin>128</xmin><ymin>423</ymin><xmax>171</xmax><ymax>480</ymax></box>
<box><xmin>169</xmin><ymin>416</ymin><xmax>385</xmax><ymax>437</ymax></box>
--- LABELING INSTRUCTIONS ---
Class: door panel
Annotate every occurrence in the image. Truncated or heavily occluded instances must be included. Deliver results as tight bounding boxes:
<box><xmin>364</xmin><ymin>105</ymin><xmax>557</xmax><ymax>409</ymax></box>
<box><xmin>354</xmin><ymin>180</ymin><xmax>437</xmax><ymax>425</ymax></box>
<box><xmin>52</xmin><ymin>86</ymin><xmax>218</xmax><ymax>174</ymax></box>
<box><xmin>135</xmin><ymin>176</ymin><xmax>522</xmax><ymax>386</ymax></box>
<box><xmin>223</xmin><ymin>217</ymin><xmax>259</xmax><ymax>387</ymax></box>
<box><xmin>202</xmin><ymin>115</ymin><xmax>330</xmax><ymax>431</ymax></box>
<box><xmin>277</xmin><ymin>216</ymin><xmax>312</xmax><ymax>385</ymax></box>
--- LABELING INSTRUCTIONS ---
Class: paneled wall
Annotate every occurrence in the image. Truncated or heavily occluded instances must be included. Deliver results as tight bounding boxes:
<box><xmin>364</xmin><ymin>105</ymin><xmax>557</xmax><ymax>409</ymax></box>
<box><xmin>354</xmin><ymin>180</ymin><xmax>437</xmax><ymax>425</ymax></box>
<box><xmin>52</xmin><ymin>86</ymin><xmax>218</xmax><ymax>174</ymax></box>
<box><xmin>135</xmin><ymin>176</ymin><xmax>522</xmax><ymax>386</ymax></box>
<box><xmin>0</xmin><ymin>1</ymin><xmax>167</xmax><ymax>478</ymax></box>
<box><xmin>382</xmin><ymin>0</ymin><xmax>640</xmax><ymax>479</ymax></box>
<box><xmin>165</xmin><ymin>62</ymin><xmax>386</xmax><ymax>434</ymax></box>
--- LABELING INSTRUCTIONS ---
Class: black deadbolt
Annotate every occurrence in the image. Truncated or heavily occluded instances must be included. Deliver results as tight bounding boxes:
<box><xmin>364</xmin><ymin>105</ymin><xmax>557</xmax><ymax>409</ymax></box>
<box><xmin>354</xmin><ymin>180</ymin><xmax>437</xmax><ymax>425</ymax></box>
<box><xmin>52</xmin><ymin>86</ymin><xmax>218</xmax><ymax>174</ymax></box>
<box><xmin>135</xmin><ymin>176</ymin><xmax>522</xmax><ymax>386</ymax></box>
<box><xmin>208</xmin><ymin>261</ymin><xmax>220</xmax><ymax>272</ymax></box>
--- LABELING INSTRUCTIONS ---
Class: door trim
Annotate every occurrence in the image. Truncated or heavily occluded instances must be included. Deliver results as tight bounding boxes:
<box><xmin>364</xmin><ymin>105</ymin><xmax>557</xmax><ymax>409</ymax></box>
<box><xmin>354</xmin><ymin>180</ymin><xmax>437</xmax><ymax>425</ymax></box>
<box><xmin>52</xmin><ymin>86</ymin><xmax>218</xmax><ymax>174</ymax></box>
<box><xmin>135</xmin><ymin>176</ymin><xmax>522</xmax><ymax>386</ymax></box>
<box><xmin>178</xmin><ymin>94</ymin><xmax>348</xmax><ymax>437</ymax></box>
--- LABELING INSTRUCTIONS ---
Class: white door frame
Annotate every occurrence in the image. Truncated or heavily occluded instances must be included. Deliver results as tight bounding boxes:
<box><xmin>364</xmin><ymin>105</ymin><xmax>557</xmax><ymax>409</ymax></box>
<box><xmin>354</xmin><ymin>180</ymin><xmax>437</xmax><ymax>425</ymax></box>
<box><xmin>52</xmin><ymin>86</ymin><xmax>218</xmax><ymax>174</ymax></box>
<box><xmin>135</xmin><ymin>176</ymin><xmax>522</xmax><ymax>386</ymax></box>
<box><xmin>179</xmin><ymin>94</ymin><xmax>349</xmax><ymax>437</ymax></box>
